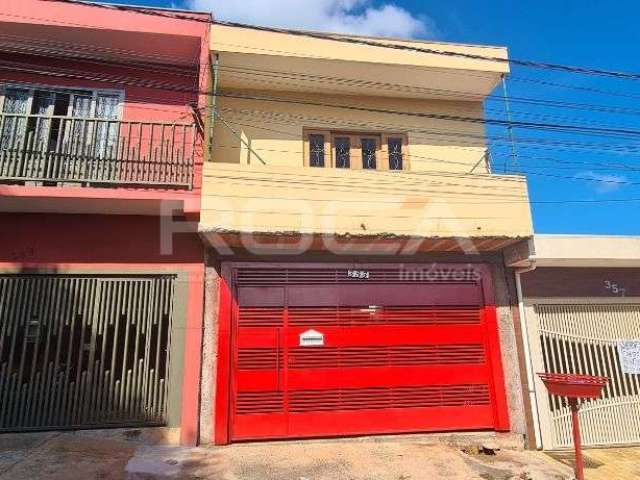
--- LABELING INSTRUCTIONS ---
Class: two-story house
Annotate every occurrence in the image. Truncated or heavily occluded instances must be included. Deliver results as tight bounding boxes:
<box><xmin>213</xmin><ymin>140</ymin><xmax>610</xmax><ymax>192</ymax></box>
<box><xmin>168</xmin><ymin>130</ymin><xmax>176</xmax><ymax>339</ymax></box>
<box><xmin>199</xmin><ymin>24</ymin><xmax>534</xmax><ymax>444</ymax></box>
<box><xmin>0</xmin><ymin>1</ymin><xmax>537</xmax><ymax>449</ymax></box>
<box><xmin>0</xmin><ymin>1</ymin><xmax>210</xmax><ymax>446</ymax></box>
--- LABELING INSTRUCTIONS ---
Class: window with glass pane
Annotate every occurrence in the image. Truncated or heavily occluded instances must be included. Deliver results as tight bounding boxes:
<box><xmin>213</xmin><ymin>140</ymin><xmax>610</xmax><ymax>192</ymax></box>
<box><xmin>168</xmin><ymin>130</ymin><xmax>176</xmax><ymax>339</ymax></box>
<box><xmin>0</xmin><ymin>88</ymin><xmax>29</xmax><ymax>151</ymax></box>
<box><xmin>335</xmin><ymin>137</ymin><xmax>350</xmax><ymax>168</ymax></box>
<box><xmin>388</xmin><ymin>137</ymin><xmax>403</xmax><ymax>170</ymax></box>
<box><xmin>309</xmin><ymin>134</ymin><xmax>325</xmax><ymax>167</ymax></box>
<box><xmin>94</xmin><ymin>94</ymin><xmax>120</xmax><ymax>158</ymax></box>
<box><xmin>29</xmin><ymin>90</ymin><xmax>56</xmax><ymax>151</ymax></box>
<box><xmin>361</xmin><ymin>138</ymin><xmax>377</xmax><ymax>169</ymax></box>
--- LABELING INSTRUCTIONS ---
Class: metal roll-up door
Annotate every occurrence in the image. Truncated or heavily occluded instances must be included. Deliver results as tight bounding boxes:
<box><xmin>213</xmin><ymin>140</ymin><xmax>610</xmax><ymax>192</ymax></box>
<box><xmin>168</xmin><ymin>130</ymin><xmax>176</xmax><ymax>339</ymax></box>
<box><xmin>0</xmin><ymin>274</ymin><xmax>175</xmax><ymax>432</ymax></box>
<box><xmin>228</xmin><ymin>265</ymin><xmax>509</xmax><ymax>441</ymax></box>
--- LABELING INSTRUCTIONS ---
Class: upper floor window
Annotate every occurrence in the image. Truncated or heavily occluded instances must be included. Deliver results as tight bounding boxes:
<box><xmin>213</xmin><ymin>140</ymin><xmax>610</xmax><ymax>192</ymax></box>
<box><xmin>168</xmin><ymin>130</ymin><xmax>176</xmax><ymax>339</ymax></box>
<box><xmin>334</xmin><ymin>136</ymin><xmax>351</xmax><ymax>168</ymax></box>
<box><xmin>0</xmin><ymin>84</ymin><xmax>123</xmax><ymax>155</ymax></box>
<box><xmin>304</xmin><ymin>130</ymin><xmax>407</xmax><ymax>170</ymax></box>
<box><xmin>308</xmin><ymin>133</ymin><xmax>325</xmax><ymax>167</ymax></box>
<box><xmin>387</xmin><ymin>137</ymin><xmax>404</xmax><ymax>170</ymax></box>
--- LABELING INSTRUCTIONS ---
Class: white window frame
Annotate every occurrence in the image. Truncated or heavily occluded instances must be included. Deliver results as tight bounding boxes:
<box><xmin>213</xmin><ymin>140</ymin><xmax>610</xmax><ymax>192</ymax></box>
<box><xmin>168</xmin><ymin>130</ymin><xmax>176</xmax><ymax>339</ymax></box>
<box><xmin>0</xmin><ymin>82</ymin><xmax>125</xmax><ymax>120</ymax></box>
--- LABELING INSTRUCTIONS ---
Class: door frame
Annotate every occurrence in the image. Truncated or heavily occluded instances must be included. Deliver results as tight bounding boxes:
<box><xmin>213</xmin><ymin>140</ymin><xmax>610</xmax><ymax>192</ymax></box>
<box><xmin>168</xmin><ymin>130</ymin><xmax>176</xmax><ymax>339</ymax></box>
<box><xmin>214</xmin><ymin>261</ymin><xmax>509</xmax><ymax>445</ymax></box>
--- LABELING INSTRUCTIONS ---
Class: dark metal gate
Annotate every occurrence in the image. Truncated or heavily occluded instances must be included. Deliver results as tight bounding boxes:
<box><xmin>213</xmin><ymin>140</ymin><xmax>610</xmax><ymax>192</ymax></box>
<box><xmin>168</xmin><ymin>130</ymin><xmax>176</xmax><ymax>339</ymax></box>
<box><xmin>0</xmin><ymin>274</ymin><xmax>175</xmax><ymax>432</ymax></box>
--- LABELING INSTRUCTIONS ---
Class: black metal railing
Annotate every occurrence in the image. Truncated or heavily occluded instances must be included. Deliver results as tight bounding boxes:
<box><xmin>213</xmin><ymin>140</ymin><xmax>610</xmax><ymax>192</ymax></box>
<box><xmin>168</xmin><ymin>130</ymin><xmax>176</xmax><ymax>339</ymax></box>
<box><xmin>0</xmin><ymin>113</ymin><xmax>197</xmax><ymax>189</ymax></box>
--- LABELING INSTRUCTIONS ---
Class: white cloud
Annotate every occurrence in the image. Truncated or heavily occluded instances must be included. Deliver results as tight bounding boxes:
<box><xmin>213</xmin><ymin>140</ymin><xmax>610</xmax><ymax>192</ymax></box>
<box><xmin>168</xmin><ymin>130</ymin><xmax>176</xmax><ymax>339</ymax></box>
<box><xmin>578</xmin><ymin>171</ymin><xmax>628</xmax><ymax>193</ymax></box>
<box><xmin>187</xmin><ymin>0</ymin><xmax>436</xmax><ymax>39</ymax></box>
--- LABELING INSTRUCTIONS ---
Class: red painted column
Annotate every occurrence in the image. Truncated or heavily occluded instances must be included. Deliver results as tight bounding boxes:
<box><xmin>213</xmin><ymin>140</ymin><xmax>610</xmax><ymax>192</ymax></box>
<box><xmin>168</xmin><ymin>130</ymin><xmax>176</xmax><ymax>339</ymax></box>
<box><xmin>213</xmin><ymin>270</ymin><xmax>233</xmax><ymax>445</ymax></box>
<box><xmin>570</xmin><ymin>399</ymin><xmax>585</xmax><ymax>480</ymax></box>
<box><xmin>484</xmin><ymin>305</ymin><xmax>511</xmax><ymax>431</ymax></box>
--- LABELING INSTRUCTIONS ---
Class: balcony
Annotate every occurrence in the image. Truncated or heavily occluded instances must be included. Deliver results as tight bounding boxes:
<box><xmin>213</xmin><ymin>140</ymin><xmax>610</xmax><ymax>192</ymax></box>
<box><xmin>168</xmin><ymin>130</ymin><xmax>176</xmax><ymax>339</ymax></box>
<box><xmin>0</xmin><ymin>113</ymin><xmax>197</xmax><ymax>189</ymax></box>
<box><xmin>199</xmin><ymin>163</ymin><xmax>533</xmax><ymax>253</ymax></box>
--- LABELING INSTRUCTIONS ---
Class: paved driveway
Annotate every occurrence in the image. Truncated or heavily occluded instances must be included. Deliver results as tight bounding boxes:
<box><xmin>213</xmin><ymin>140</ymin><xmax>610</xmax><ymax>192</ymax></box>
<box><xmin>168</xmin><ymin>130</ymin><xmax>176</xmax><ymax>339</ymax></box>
<box><xmin>0</xmin><ymin>430</ymin><xmax>573</xmax><ymax>480</ymax></box>
<box><xmin>548</xmin><ymin>447</ymin><xmax>640</xmax><ymax>480</ymax></box>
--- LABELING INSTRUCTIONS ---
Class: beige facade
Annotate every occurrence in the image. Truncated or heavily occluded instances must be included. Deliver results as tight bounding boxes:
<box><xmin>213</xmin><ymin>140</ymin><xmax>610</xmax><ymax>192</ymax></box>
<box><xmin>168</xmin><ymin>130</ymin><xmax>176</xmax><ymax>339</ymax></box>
<box><xmin>201</xmin><ymin>25</ymin><xmax>532</xmax><ymax>243</ymax></box>
<box><xmin>210</xmin><ymin>24</ymin><xmax>509</xmax><ymax>100</ymax></box>
<box><xmin>198</xmin><ymin>25</ymin><xmax>535</xmax><ymax>447</ymax></box>
<box><xmin>212</xmin><ymin>91</ymin><xmax>490</xmax><ymax>173</ymax></box>
<box><xmin>201</xmin><ymin>163</ymin><xmax>531</xmax><ymax>240</ymax></box>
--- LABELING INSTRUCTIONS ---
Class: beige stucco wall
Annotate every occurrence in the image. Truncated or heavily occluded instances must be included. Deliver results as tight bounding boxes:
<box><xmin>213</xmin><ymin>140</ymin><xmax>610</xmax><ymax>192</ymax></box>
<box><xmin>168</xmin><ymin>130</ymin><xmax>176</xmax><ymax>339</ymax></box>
<box><xmin>205</xmin><ymin>25</ymin><xmax>531</xmax><ymax>241</ymax></box>
<box><xmin>200</xmin><ymin>162</ymin><xmax>532</xmax><ymax>238</ymax></box>
<box><xmin>213</xmin><ymin>90</ymin><xmax>490</xmax><ymax>173</ymax></box>
<box><xmin>211</xmin><ymin>24</ymin><xmax>508</xmax><ymax>75</ymax></box>
<box><xmin>533</xmin><ymin>235</ymin><xmax>640</xmax><ymax>267</ymax></box>
<box><xmin>211</xmin><ymin>24</ymin><xmax>507</xmax><ymax>100</ymax></box>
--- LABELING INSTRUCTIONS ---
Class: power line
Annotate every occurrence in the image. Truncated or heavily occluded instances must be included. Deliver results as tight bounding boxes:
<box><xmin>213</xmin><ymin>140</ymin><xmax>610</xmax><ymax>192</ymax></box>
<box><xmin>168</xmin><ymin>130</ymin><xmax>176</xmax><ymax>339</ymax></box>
<box><xmin>199</xmin><ymin>190</ymin><xmax>640</xmax><ymax>205</ymax></box>
<box><xmin>214</xmin><ymin>141</ymin><xmax>640</xmax><ymax>176</ymax></box>
<box><xmin>216</xmin><ymin>112</ymin><xmax>640</xmax><ymax>172</ymax></box>
<box><xmin>38</xmin><ymin>0</ymin><xmax>640</xmax><ymax>81</ymax></box>
<box><xmin>15</xmin><ymin>58</ymin><xmax>640</xmax><ymax>149</ymax></box>
<box><xmin>0</xmin><ymin>35</ymin><xmax>201</xmax><ymax>76</ymax></box>
<box><xmin>10</xmin><ymin>34</ymin><xmax>640</xmax><ymax>123</ymax></box>
<box><xmin>509</xmin><ymin>74</ymin><xmax>640</xmax><ymax>101</ymax></box>
<box><xmin>11</xmin><ymin>54</ymin><xmax>640</xmax><ymax>160</ymax></box>
<box><xmin>6</xmin><ymin>28</ymin><xmax>640</xmax><ymax>174</ymax></box>
<box><xmin>216</xmin><ymin>104</ymin><xmax>640</xmax><ymax>156</ymax></box>
<box><xmin>216</xmin><ymin>63</ymin><xmax>640</xmax><ymax>119</ymax></box>
<box><xmin>205</xmin><ymin>122</ymin><xmax>640</xmax><ymax>189</ymax></box>
<box><xmin>212</xmin><ymin>91</ymin><xmax>640</xmax><ymax>140</ymax></box>
<box><xmin>8</xmin><ymin>42</ymin><xmax>640</xmax><ymax>130</ymax></box>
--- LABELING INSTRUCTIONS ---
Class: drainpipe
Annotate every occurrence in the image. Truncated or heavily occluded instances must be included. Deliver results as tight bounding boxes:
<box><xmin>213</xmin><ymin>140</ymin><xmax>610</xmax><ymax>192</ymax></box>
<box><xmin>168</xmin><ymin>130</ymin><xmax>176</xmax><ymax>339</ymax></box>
<box><xmin>208</xmin><ymin>53</ymin><xmax>219</xmax><ymax>162</ymax></box>
<box><xmin>515</xmin><ymin>248</ymin><xmax>543</xmax><ymax>449</ymax></box>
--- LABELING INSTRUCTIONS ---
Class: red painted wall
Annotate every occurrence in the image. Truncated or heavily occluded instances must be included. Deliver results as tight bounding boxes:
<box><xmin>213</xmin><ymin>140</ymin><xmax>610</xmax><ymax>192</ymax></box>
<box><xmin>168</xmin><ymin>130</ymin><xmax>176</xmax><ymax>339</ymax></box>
<box><xmin>0</xmin><ymin>212</ymin><xmax>201</xmax><ymax>265</ymax></box>
<box><xmin>0</xmin><ymin>213</ymin><xmax>205</xmax><ymax>446</ymax></box>
<box><xmin>0</xmin><ymin>0</ymin><xmax>211</xmax><ymax>445</ymax></box>
<box><xmin>0</xmin><ymin>1</ymin><xmax>211</xmax><ymax>195</ymax></box>
<box><xmin>1</xmin><ymin>50</ymin><xmax>206</xmax><ymax>193</ymax></box>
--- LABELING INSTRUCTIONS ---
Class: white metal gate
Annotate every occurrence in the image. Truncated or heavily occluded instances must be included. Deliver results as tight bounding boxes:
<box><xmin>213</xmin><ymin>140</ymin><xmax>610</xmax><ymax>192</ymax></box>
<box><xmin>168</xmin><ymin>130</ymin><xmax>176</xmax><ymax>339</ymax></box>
<box><xmin>530</xmin><ymin>303</ymin><xmax>640</xmax><ymax>448</ymax></box>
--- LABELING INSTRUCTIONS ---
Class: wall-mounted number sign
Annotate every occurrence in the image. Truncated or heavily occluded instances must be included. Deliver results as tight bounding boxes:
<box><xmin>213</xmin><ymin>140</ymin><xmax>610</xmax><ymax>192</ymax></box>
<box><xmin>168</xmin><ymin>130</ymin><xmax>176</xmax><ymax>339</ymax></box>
<box><xmin>347</xmin><ymin>269</ymin><xmax>370</xmax><ymax>279</ymax></box>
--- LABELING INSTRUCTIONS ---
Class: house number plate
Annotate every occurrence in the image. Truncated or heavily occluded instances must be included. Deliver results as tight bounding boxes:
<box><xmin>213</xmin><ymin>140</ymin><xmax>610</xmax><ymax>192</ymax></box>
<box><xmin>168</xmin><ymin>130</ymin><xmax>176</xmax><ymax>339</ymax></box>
<box><xmin>347</xmin><ymin>269</ymin><xmax>370</xmax><ymax>279</ymax></box>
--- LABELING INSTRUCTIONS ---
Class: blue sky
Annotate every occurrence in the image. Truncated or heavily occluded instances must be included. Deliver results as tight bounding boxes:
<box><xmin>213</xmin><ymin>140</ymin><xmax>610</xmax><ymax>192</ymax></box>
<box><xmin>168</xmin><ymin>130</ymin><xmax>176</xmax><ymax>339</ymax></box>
<box><xmin>102</xmin><ymin>0</ymin><xmax>640</xmax><ymax>234</ymax></box>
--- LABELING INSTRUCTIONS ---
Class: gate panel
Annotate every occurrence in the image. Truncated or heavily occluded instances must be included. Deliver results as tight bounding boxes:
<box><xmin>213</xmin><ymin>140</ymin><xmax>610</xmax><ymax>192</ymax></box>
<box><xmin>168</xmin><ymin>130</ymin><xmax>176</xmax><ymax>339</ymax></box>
<box><xmin>228</xmin><ymin>265</ymin><xmax>509</xmax><ymax>442</ymax></box>
<box><xmin>0</xmin><ymin>275</ymin><xmax>175</xmax><ymax>432</ymax></box>
<box><xmin>532</xmin><ymin>303</ymin><xmax>640</xmax><ymax>448</ymax></box>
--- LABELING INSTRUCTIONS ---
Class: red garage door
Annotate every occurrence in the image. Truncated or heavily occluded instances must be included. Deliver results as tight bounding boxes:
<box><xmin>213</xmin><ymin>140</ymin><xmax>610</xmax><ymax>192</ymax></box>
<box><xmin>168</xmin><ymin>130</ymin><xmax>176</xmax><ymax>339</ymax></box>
<box><xmin>222</xmin><ymin>264</ymin><xmax>510</xmax><ymax>442</ymax></box>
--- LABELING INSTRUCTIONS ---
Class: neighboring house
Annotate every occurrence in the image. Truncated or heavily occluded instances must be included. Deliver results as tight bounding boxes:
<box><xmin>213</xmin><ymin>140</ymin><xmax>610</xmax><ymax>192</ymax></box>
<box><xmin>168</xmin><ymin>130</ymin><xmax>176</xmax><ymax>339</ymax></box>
<box><xmin>200</xmin><ymin>24</ymin><xmax>534</xmax><ymax>445</ymax></box>
<box><xmin>507</xmin><ymin>235</ymin><xmax>640</xmax><ymax>450</ymax></box>
<box><xmin>0</xmin><ymin>1</ymin><xmax>210</xmax><ymax>446</ymax></box>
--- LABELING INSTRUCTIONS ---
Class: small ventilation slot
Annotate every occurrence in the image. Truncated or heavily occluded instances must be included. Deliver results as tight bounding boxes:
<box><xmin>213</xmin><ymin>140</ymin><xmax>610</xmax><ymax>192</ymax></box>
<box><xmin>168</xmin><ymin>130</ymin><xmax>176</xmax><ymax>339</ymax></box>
<box><xmin>238</xmin><ymin>348</ymin><xmax>283</xmax><ymax>370</ymax></box>
<box><xmin>289</xmin><ymin>384</ymin><xmax>490</xmax><ymax>412</ymax></box>
<box><xmin>288</xmin><ymin>306</ymin><xmax>481</xmax><ymax>327</ymax></box>
<box><xmin>238</xmin><ymin>307</ymin><xmax>284</xmax><ymax>327</ymax></box>
<box><xmin>236</xmin><ymin>268</ymin><xmax>481</xmax><ymax>286</ymax></box>
<box><xmin>236</xmin><ymin>391</ymin><xmax>284</xmax><ymax>414</ymax></box>
<box><xmin>288</xmin><ymin>344</ymin><xmax>485</xmax><ymax>369</ymax></box>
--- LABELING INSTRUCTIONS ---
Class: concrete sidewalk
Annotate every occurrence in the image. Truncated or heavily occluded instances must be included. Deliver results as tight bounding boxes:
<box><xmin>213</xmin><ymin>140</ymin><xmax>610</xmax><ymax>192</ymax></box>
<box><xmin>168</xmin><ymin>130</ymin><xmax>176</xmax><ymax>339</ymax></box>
<box><xmin>0</xmin><ymin>430</ymin><xmax>573</xmax><ymax>480</ymax></box>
